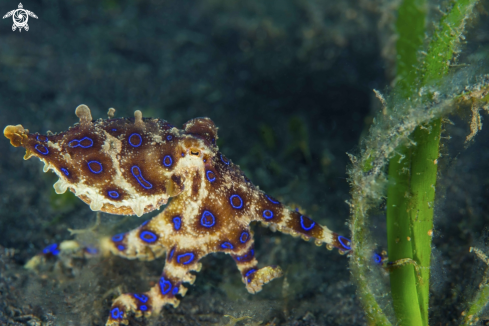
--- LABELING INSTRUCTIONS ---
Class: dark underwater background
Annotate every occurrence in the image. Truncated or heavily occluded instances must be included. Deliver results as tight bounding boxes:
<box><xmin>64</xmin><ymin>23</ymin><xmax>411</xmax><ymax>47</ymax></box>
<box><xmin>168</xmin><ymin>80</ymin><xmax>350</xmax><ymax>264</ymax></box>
<box><xmin>0</xmin><ymin>0</ymin><xmax>488</xmax><ymax>325</ymax></box>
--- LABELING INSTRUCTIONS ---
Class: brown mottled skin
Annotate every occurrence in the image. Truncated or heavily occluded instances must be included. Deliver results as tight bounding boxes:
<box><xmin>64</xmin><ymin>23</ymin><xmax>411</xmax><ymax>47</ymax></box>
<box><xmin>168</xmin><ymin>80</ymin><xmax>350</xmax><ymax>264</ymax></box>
<box><xmin>4</xmin><ymin>105</ymin><xmax>349</xmax><ymax>325</ymax></box>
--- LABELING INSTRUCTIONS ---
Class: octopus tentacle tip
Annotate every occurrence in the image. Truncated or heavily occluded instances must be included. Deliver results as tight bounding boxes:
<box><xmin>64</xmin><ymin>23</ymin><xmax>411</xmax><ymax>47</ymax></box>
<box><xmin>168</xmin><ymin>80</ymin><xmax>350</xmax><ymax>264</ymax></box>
<box><xmin>75</xmin><ymin>104</ymin><xmax>92</xmax><ymax>125</ymax></box>
<box><xmin>4</xmin><ymin>124</ymin><xmax>27</xmax><ymax>147</ymax></box>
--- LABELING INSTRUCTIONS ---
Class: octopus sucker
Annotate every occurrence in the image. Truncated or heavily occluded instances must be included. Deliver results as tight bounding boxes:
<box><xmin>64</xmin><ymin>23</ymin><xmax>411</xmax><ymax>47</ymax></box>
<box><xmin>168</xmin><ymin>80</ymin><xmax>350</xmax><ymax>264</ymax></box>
<box><xmin>4</xmin><ymin>104</ymin><xmax>351</xmax><ymax>326</ymax></box>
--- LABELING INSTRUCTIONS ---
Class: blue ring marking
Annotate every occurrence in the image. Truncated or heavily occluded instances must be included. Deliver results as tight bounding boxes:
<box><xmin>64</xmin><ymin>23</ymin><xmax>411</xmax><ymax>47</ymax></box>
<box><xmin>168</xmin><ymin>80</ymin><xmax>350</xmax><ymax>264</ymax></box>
<box><xmin>60</xmin><ymin>168</ymin><xmax>70</xmax><ymax>176</ymax></box>
<box><xmin>159</xmin><ymin>276</ymin><xmax>172</xmax><ymax>295</ymax></box>
<box><xmin>244</xmin><ymin>269</ymin><xmax>257</xmax><ymax>283</ymax></box>
<box><xmin>131</xmin><ymin>166</ymin><xmax>153</xmax><ymax>189</ymax></box>
<box><xmin>239</xmin><ymin>231</ymin><xmax>249</xmax><ymax>243</ymax></box>
<box><xmin>117</xmin><ymin>245</ymin><xmax>125</xmax><ymax>251</ymax></box>
<box><xmin>166</xmin><ymin>135</ymin><xmax>173</xmax><ymax>141</ymax></box>
<box><xmin>35</xmin><ymin>144</ymin><xmax>49</xmax><ymax>155</ymax></box>
<box><xmin>68</xmin><ymin>137</ymin><xmax>93</xmax><ymax>148</ymax></box>
<box><xmin>140</xmin><ymin>305</ymin><xmax>148</xmax><ymax>311</ymax></box>
<box><xmin>181</xmin><ymin>153</ymin><xmax>185</xmax><ymax>157</ymax></box>
<box><xmin>265</xmin><ymin>195</ymin><xmax>280</xmax><ymax>204</ymax></box>
<box><xmin>87</xmin><ymin>161</ymin><xmax>103</xmax><ymax>174</ymax></box>
<box><xmin>111</xmin><ymin>307</ymin><xmax>122</xmax><ymax>319</ymax></box>
<box><xmin>177</xmin><ymin>253</ymin><xmax>195</xmax><ymax>265</ymax></box>
<box><xmin>128</xmin><ymin>133</ymin><xmax>142</xmax><ymax>147</ymax></box>
<box><xmin>36</xmin><ymin>135</ymin><xmax>47</xmax><ymax>142</ymax></box>
<box><xmin>230</xmin><ymin>194</ymin><xmax>243</xmax><ymax>209</ymax></box>
<box><xmin>141</xmin><ymin>220</ymin><xmax>149</xmax><ymax>227</ymax></box>
<box><xmin>200</xmin><ymin>210</ymin><xmax>216</xmax><ymax>228</ymax></box>
<box><xmin>43</xmin><ymin>243</ymin><xmax>60</xmax><ymax>255</ymax></box>
<box><xmin>373</xmin><ymin>253</ymin><xmax>382</xmax><ymax>265</ymax></box>
<box><xmin>108</xmin><ymin>190</ymin><xmax>120</xmax><ymax>199</ymax></box>
<box><xmin>112</xmin><ymin>233</ymin><xmax>124</xmax><ymax>242</ymax></box>
<box><xmin>300</xmin><ymin>215</ymin><xmax>316</xmax><ymax>231</ymax></box>
<box><xmin>163</xmin><ymin>155</ymin><xmax>173</xmax><ymax>167</ymax></box>
<box><xmin>140</xmin><ymin>230</ymin><xmax>158</xmax><ymax>243</ymax></box>
<box><xmin>172</xmin><ymin>217</ymin><xmax>181</xmax><ymax>230</ymax></box>
<box><xmin>220</xmin><ymin>154</ymin><xmax>229</xmax><ymax>165</ymax></box>
<box><xmin>338</xmin><ymin>236</ymin><xmax>352</xmax><ymax>250</ymax></box>
<box><xmin>172</xmin><ymin>286</ymin><xmax>179</xmax><ymax>295</ymax></box>
<box><xmin>134</xmin><ymin>294</ymin><xmax>148</xmax><ymax>303</ymax></box>
<box><xmin>206</xmin><ymin>170</ymin><xmax>216</xmax><ymax>182</ymax></box>
<box><xmin>262</xmin><ymin>209</ymin><xmax>274</xmax><ymax>220</ymax></box>
<box><xmin>221</xmin><ymin>242</ymin><xmax>234</xmax><ymax>250</ymax></box>
<box><xmin>203</xmin><ymin>159</ymin><xmax>207</xmax><ymax>163</ymax></box>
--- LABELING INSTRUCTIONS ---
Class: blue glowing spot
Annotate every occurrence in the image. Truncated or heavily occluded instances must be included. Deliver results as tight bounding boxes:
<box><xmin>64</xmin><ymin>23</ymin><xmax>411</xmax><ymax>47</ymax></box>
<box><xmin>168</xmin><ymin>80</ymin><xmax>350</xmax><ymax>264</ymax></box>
<box><xmin>166</xmin><ymin>135</ymin><xmax>173</xmax><ymax>141</ymax></box>
<box><xmin>140</xmin><ymin>305</ymin><xmax>148</xmax><ymax>311</ymax></box>
<box><xmin>128</xmin><ymin>133</ymin><xmax>142</xmax><ymax>147</ymax></box>
<box><xmin>111</xmin><ymin>307</ymin><xmax>123</xmax><ymax>319</ymax></box>
<box><xmin>373</xmin><ymin>253</ymin><xmax>383</xmax><ymax>265</ymax></box>
<box><xmin>181</xmin><ymin>153</ymin><xmax>185</xmax><ymax>157</ymax></box>
<box><xmin>117</xmin><ymin>245</ymin><xmax>125</xmax><ymax>251</ymax></box>
<box><xmin>173</xmin><ymin>216</ymin><xmax>181</xmax><ymax>230</ymax></box>
<box><xmin>200</xmin><ymin>210</ymin><xmax>215</xmax><ymax>228</ymax></box>
<box><xmin>262</xmin><ymin>209</ymin><xmax>274</xmax><ymax>220</ymax></box>
<box><xmin>221</xmin><ymin>242</ymin><xmax>234</xmax><ymax>250</ymax></box>
<box><xmin>338</xmin><ymin>236</ymin><xmax>351</xmax><ymax>250</ymax></box>
<box><xmin>85</xmin><ymin>247</ymin><xmax>98</xmax><ymax>254</ymax></box>
<box><xmin>131</xmin><ymin>166</ymin><xmax>153</xmax><ymax>189</ymax></box>
<box><xmin>112</xmin><ymin>234</ymin><xmax>124</xmax><ymax>242</ymax></box>
<box><xmin>111</xmin><ymin>128</ymin><xmax>117</xmax><ymax>132</ymax></box>
<box><xmin>177</xmin><ymin>253</ymin><xmax>195</xmax><ymax>265</ymax></box>
<box><xmin>206</xmin><ymin>170</ymin><xmax>216</xmax><ymax>182</ymax></box>
<box><xmin>300</xmin><ymin>215</ymin><xmax>316</xmax><ymax>231</ymax></box>
<box><xmin>163</xmin><ymin>155</ymin><xmax>173</xmax><ymax>167</ymax></box>
<box><xmin>36</xmin><ymin>135</ymin><xmax>47</xmax><ymax>142</ymax></box>
<box><xmin>43</xmin><ymin>243</ymin><xmax>60</xmax><ymax>255</ymax></box>
<box><xmin>230</xmin><ymin>194</ymin><xmax>243</xmax><ymax>209</ymax></box>
<box><xmin>265</xmin><ymin>195</ymin><xmax>280</xmax><ymax>204</ymax></box>
<box><xmin>141</xmin><ymin>220</ymin><xmax>149</xmax><ymax>227</ymax></box>
<box><xmin>134</xmin><ymin>294</ymin><xmax>148</xmax><ymax>303</ymax></box>
<box><xmin>168</xmin><ymin>247</ymin><xmax>175</xmax><ymax>261</ymax></box>
<box><xmin>160</xmin><ymin>276</ymin><xmax>172</xmax><ymax>295</ymax></box>
<box><xmin>108</xmin><ymin>190</ymin><xmax>120</xmax><ymax>199</ymax></box>
<box><xmin>236</xmin><ymin>249</ymin><xmax>254</xmax><ymax>262</ymax></box>
<box><xmin>172</xmin><ymin>286</ymin><xmax>179</xmax><ymax>295</ymax></box>
<box><xmin>87</xmin><ymin>161</ymin><xmax>103</xmax><ymax>174</ymax></box>
<box><xmin>140</xmin><ymin>230</ymin><xmax>158</xmax><ymax>243</ymax></box>
<box><xmin>68</xmin><ymin>137</ymin><xmax>93</xmax><ymax>149</ymax></box>
<box><xmin>220</xmin><ymin>154</ymin><xmax>229</xmax><ymax>165</ymax></box>
<box><xmin>239</xmin><ymin>231</ymin><xmax>249</xmax><ymax>243</ymax></box>
<box><xmin>245</xmin><ymin>269</ymin><xmax>257</xmax><ymax>283</ymax></box>
<box><xmin>212</xmin><ymin>138</ymin><xmax>215</xmax><ymax>144</ymax></box>
<box><xmin>35</xmin><ymin>144</ymin><xmax>49</xmax><ymax>155</ymax></box>
<box><xmin>60</xmin><ymin>168</ymin><xmax>70</xmax><ymax>176</ymax></box>
<box><xmin>203</xmin><ymin>159</ymin><xmax>207</xmax><ymax>163</ymax></box>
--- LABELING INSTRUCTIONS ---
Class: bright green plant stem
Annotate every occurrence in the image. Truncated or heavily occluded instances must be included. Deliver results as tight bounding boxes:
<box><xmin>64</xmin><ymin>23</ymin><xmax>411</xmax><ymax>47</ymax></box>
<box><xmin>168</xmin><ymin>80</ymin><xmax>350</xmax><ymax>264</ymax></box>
<box><xmin>387</xmin><ymin>0</ymin><xmax>427</xmax><ymax>323</ymax></box>
<box><xmin>387</xmin><ymin>0</ymin><xmax>478</xmax><ymax>325</ymax></box>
